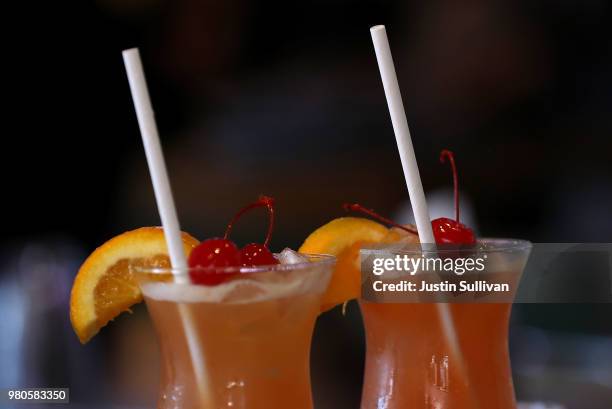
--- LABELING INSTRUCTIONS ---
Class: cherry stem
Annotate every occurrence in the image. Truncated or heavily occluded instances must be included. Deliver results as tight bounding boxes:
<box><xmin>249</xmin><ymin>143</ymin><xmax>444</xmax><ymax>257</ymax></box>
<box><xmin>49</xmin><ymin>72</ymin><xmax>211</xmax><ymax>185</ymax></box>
<box><xmin>343</xmin><ymin>203</ymin><xmax>418</xmax><ymax>234</ymax></box>
<box><xmin>439</xmin><ymin>149</ymin><xmax>460</xmax><ymax>223</ymax></box>
<box><xmin>224</xmin><ymin>195</ymin><xmax>275</xmax><ymax>247</ymax></box>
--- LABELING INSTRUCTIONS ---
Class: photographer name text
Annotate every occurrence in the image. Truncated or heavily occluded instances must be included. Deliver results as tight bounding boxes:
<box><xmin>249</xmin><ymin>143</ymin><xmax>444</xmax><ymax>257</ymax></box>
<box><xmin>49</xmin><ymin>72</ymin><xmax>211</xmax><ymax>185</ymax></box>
<box><xmin>373</xmin><ymin>280</ymin><xmax>509</xmax><ymax>293</ymax></box>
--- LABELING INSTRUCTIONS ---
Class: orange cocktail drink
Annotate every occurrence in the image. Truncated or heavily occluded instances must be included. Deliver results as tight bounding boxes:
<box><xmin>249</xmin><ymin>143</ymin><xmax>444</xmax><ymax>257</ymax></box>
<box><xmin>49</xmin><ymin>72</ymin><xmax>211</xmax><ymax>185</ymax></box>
<box><xmin>361</xmin><ymin>303</ymin><xmax>515</xmax><ymax>408</ymax></box>
<box><xmin>136</xmin><ymin>254</ymin><xmax>334</xmax><ymax>409</ymax></box>
<box><xmin>359</xmin><ymin>239</ymin><xmax>531</xmax><ymax>409</ymax></box>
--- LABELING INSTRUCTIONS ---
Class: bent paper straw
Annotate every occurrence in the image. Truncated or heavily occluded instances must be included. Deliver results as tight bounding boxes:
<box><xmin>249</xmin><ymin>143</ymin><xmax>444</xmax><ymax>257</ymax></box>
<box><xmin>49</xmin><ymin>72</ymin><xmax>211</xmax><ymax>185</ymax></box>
<box><xmin>123</xmin><ymin>48</ymin><xmax>212</xmax><ymax>407</ymax></box>
<box><xmin>370</xmin><ymin>25</ymin><xmax>469</xmax><ymax>383</ymax></box>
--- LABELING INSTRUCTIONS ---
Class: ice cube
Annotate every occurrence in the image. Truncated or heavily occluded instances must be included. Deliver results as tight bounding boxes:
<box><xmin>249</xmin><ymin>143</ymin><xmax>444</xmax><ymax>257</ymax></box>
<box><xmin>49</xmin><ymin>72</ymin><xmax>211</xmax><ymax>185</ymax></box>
<box><xmin>276</xmin><ymin>248</ymin><xmax>309</xmax><ymax>265</ymax></box>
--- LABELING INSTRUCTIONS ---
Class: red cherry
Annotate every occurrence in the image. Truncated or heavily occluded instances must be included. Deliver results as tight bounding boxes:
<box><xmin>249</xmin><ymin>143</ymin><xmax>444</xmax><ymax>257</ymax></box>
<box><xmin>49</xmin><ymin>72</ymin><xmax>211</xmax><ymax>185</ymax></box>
<box><xmin>432</xmin><ymin>217</ymin><xmax>475</xmax><ymax>244</ymax></box>
<box><xmin>239</xmin><ymin>243</ymin><xmax>279</xmax><ymax>267</ymax></box>
<box><xmin>188</xmin><ymin>195</ymin><xmax>279</xmax><ymax>285</ymax></box>
<box><xmin>225</xmin><ymin>195</ymin><xmax>278</xmax><ymax>267</ymax></box>
<box><xmin>344</xmin><ymin>152</ymin><xmax>477</xmax><ymax>245</ymax></box>
<box><xmin>433</xmin><ymin>150</ymin><xmax>476</xmax><ymax>245</ymax></box>
<box><xmin>188</xmin><ymin>238</ymin><xmax>239</xmax><ymax>285</ymax></box>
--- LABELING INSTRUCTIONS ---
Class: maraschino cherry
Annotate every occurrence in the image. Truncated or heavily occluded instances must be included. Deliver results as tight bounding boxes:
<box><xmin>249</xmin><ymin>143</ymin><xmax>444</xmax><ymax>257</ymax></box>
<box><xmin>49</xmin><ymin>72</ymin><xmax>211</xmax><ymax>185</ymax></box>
<box><xmin>224</xmin><ymin>195</ymin><xmax>278</xmax><ymax>267</ymax></box>
<box><xmin>343</xmin><ymin>150</ymin><xmax>475</xmax><ymax>245</ymax></box>
<box><xmin>431</xmin><ymin>150</ymin><xmax>476</xmax><ymax>245</ymax></box>
<box><xmin>188</xmin><ymin>239</ymin><xmax>240</xmax><ymax>269</ymax></box>
<box><xmin>239</xmin><ymin>243</ymin><xmax>278</xmax><ymax>266</ymax></box>
<box><xmin>188</xmin><ymin>195</ymin><xmax>279</xmax><ymax>285</ymax></box>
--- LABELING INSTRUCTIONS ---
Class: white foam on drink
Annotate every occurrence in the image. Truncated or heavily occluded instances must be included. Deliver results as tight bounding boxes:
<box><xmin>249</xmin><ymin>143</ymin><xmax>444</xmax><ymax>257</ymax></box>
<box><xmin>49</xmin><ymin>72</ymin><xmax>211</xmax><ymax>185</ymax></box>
<box><xmin>141</xmin><ymin>276</ymin><xmax>309</xmax><ymax>304</ymax></box>
<box><xmin>142</xmin><ymin>249</ymin><xmax>329</xmax><ymax>304</ymax></box>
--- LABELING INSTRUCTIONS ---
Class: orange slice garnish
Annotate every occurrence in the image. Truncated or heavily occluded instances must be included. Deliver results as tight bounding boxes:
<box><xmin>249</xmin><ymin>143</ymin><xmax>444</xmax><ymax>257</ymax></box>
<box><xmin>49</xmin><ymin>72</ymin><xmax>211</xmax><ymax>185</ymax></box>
<box><xmin>299</xmin><ymin>217</ymin><xmax>417</xmax><ymax>311</ymax></box>
<box><xmin>70</xmin><ymin>227</ymin><xmax>199</xmax><ymax>343</ymax></box>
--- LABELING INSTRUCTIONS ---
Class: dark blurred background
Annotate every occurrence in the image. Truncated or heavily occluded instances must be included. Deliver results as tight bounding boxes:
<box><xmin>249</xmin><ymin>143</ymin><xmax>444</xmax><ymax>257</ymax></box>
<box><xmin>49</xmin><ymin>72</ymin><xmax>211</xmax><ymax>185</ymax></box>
<box><xmin>1</xmin><ymin>0</ymin><xmax>611</xmax><ymax>408</ymax></box>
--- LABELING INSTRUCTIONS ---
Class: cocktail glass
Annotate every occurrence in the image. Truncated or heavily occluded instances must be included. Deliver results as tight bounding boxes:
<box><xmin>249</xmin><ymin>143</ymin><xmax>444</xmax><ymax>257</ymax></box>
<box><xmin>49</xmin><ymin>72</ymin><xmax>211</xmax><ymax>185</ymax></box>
<box><xmin>360</xmin><ymin>239</ymin><xmax>531</xmax><ymax>409</ymax></box>
<box><xmin>133</xmin><ymin>253</ymin><xmax>334</xmax><ymax>409</ymax></box>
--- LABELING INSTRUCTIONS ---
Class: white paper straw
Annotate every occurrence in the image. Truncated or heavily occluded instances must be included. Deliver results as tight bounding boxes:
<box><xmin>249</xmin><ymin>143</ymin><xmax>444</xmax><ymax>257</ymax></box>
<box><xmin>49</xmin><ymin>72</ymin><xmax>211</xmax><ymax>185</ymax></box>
<box><xmin>122</xmin><ymin>49</ymin><xmax>188</xmax><ymax>278</ymax></box>
<box><xmin>370</xmin><ymin>25</ymin><xmax>469</xmax><ymax>387</ymax></box>
<box><xmin>123</xmin><ymin>48</ymin><xmax>212</xmax><ymax>407</ymax></box>
<box><xmin>370</xmin><ymin>25</ymin><xmax>435</xmax><ymax>244</ymax></box>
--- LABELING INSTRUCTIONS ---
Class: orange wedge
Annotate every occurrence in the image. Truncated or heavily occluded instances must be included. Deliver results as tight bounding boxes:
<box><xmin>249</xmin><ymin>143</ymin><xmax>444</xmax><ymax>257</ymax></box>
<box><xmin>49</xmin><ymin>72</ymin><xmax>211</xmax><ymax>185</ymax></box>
<box><xmin>70</xmin><ymin>227</ymin><xmax>199</xmax><ymax>343</ymax></box>
<box><xmin>299</xmin><ymin>217</ymin><xmax>418</xmax><ymax>311</ymax></box>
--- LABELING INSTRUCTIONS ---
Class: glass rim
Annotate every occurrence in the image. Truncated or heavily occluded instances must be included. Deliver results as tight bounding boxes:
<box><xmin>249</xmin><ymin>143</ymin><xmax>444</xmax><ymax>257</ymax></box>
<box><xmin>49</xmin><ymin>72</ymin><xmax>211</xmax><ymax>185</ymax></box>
<box><xmin>362</xmin><ymin>238</ymin><xmax>532</xmax><ymax>255</ymax></box>
<box><xmin>132</xmin><ymin>252</ymin><xmax>336</xmax><ymax>276</ymax></box>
